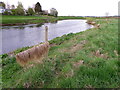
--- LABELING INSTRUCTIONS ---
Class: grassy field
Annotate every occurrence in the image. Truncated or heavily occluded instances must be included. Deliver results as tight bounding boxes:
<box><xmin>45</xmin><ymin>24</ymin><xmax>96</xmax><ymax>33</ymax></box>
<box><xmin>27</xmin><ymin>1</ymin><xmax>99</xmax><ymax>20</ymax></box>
<box><xmin>1</xmin><ymin>15</ymin><xmax>85</xmax><ymax>25</ymax></box>
<box><xmin>1</xmin><ymin>18</ymin><xmax>120</xmax><ymax>88</ymax></box>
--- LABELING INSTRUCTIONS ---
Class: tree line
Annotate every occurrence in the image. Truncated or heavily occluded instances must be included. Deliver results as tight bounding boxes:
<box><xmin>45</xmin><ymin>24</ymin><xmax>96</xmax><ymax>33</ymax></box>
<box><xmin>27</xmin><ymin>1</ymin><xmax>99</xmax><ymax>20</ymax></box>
<box><xmin>0</xmin><ymin>2</ymin><xmax>58</xmax><ymax>17</ymax></box>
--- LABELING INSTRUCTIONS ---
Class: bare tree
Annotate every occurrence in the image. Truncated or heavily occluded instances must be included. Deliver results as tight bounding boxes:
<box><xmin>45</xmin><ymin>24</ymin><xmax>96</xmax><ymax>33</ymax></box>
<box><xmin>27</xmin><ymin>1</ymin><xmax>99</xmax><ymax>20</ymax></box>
<box><xmin>105</xmin><ymin>12</ymin><xmax>109</xmax><ymax>17</ymax></box>
<box><xmin>105</xmin><ymin>12</ymin><xmax>109</xmax><ymax>23</ymax></box>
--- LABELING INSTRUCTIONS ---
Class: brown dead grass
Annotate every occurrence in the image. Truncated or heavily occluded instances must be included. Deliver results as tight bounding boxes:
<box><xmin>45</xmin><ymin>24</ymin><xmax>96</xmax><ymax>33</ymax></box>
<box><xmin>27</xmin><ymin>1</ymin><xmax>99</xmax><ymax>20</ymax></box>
<box><xmin>72</xmin><ymin>60</ymin><xmax>84</xmax><ymax>68</ymax></box>
<box><xmin>70</xmin><ymin>40</ymin><xmax>87</xmax><ymax>53</ymax></box>
<box><xmin>114</xmin><ymin>50</ymin><xmax>118</xmax><ymax>56</ymax></box>
<box><xmin>92</xmin><ymin>49</ymin><xmax>109</xmax><ymax>59</ymax></box>
<box><xmin>65</xmin><ymin>69</ymin><xmax>74</xmax><ymax>78</ymax></box>
<box><xmin>23</xmin><ymin>82</ymin><xmax>31</xmax><ymax>88</ymax></box>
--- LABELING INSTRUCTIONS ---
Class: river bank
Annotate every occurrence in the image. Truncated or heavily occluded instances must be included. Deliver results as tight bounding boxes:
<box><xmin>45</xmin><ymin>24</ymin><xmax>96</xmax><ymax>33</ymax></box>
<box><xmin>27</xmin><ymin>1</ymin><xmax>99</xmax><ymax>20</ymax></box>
<box><xmin>1</xmin><ymin>18</ymin><xmax>119</xmax><ymax>88</ymax></box>
<box><xmin>0</xmin><ymin>15</ymin><xmax>85</xmax><ymax>26</ymax></box>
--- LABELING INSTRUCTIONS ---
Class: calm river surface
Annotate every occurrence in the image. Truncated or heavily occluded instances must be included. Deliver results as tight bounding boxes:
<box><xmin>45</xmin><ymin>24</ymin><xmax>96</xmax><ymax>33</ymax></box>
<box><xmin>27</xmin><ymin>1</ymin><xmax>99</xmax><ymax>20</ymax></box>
<box><xmin>0</xmin><ymin>20</ymin><xmax>93</xmax><ymax>54</ymax></box>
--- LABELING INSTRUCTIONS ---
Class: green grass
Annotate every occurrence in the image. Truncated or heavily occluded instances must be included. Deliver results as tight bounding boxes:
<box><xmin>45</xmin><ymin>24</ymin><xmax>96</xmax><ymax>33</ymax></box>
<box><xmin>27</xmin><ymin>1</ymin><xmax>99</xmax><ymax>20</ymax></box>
<box><xmin>1</xmin><ymin>15</ymin><xmax>85</xmax><ymax>25</ymax></box>
<box><xmin>1</xmin><ymin>18</ymin><xmax>120</xmax><ymax>88</ymax></box>
<box><xmin>1</xmin><ymin>15</ymin><xmax>54</xmax><ymax>24</ymax></box>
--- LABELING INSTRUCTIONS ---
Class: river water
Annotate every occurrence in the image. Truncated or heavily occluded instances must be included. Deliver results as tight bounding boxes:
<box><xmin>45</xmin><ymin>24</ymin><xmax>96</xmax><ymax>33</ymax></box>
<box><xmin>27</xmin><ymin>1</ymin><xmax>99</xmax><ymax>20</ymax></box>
<box><xmin>0</xmin><ymin>19</ymin><xmax>93</xmax><ymax>54</ymax></box>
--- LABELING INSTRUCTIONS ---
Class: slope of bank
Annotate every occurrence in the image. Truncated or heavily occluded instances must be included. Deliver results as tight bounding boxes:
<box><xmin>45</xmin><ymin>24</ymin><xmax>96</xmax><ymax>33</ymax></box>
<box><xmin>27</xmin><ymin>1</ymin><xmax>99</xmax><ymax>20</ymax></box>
<box><xmin>1</xmin><ymin>18</ymin><xmax>119</xmax><ymax>88</ymax></box>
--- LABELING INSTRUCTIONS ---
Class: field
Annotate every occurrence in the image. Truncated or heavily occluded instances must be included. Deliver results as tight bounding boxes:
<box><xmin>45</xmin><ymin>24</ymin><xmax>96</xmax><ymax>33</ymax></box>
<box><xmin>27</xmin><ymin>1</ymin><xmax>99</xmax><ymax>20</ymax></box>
<box><xmin>1</xmin><ymin>18</ymin><xmax>120</xmax><ymax>88</ymax></box>
<box><xmin>0</xmin><ymin>15</ymin><xmax>85</xmax><ymax>25</ymax></box>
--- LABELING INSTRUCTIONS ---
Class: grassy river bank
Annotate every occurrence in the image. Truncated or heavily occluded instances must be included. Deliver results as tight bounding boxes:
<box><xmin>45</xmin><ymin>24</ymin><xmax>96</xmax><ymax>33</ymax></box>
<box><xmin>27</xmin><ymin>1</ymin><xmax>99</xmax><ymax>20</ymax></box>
<box><xmin>0</xmin><ymin>15</ymin><xmax>85</xmax><ymax>26</ymax></box>
<box><xmin>1</xmin><ymin>17</ymin><xmax>120</xmax><ymax>88</ymax></box>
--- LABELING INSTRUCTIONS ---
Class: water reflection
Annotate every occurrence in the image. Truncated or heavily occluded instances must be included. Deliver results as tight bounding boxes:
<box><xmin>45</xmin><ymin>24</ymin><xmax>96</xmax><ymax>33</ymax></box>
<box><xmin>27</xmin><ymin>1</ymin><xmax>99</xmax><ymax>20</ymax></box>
<box><xmin>1</xmin><ymin>20</ymin><xmax>93</xmax><ymax>54</ymax></box>
<box><xmin>19</xmin><ymin>26</ymin><xmax>25</xmax><ymax>29</ymax></box>
<box><xmin>50</xmin><ymin>20</ymin><xmax>58</xmax><ymax>24</ymax></box>
<box><xmin>36</xmin><ymin>23</ymin><xmax>44</xmax><ymax>27</ymax></box>
<box><xmin>29</xmin><ymin>25</ymin><xmax>35</xmax><ymax>28</ymax></box>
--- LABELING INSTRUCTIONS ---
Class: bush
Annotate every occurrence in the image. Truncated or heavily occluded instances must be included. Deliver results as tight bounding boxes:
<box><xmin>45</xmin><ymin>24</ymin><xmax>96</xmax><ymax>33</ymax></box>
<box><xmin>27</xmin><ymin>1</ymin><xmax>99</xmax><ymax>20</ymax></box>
<box><xmin>1</xmin><ymin>54</ymin><xmax>8</xmax><ymax>59</ymax></box>
<box><xmin>27</xmin><ymin>8</ymin><xmax>35</xmax><ymax>16</ymax></box>
<box><xmin>3</xmin><ymin>11</ymin><xmax>12</xmax><ymax>15</ymax></box>
<box><xmin>11</xmin><ymin>9</ymin><xmax>18</xmax><ymax>15</ymax></box>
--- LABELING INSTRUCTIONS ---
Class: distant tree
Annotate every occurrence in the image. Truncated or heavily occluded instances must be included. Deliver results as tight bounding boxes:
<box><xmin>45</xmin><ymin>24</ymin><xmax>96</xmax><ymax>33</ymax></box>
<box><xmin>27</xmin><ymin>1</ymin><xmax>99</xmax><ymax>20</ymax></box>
<box><xmin>0</xmin><ymin>2</ymin><xmax>6</xmax><ymax>9</ymax></box>
<box><xmin>50</xmin><ymin>8</ymin><xmax>58</xmax><ymax>17</ymax></box>
<box><xmin>27</xmin><ymin>7</ymin><xmax>35</xmax><ymax>15</ymax></box>
<box><xmin>3</xmin><ymin>10</ymin><xmax>8</xmax><ymax>15</ymax></box>
<box><xmin>11</xmin><ymin>5</ymin><xmax>17</xmax><ymax>15</ymax></box>
<box><xmin>11</xmin><ymin>5</ymin><xmax>15</xmax><ymax>9</ymax></box>
<box><xmin>34</xmin><ymin>2</ymin><xmax>42</xmax><ymax>14</ymax></box>
<box><xmin>11</xmin><ymin>9</ymin><xmax>18</xmax><ymax>15</ymax></box>
<box><xmin>16</xmin><ymin>2</ymin><xmax>25</xmax><ymax>15</ymax></box>
<box><xmin>3</xmin><ymin>9</ymin><xmax>12</xmax><ymax>15</ymax></box>
<box><xmin>105</xmin><ymin>12</ymin><xmax>109</xmax><ymax>17</ymax></box>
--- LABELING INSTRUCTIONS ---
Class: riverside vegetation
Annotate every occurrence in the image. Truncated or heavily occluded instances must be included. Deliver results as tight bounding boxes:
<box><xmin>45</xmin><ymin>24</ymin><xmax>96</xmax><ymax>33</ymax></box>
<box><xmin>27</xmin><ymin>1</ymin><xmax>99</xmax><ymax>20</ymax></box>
<box><xmin>1</xmin><ymin>17</ymin><xmax>120</xmax><ymax>88</ymax></box>
<box><xmin>1</xmin><ymin>15</ymin><xmax>85</xmax><ymax>25</ymax></box>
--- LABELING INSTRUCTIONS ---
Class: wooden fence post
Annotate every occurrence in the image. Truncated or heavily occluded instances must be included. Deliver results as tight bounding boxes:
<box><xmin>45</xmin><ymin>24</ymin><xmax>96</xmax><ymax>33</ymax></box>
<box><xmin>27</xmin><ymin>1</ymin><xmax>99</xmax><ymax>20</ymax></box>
<box><xmin>45</xmin><ymin>26</ymin><xmax>48</xmax><ymax>42</ymax></box>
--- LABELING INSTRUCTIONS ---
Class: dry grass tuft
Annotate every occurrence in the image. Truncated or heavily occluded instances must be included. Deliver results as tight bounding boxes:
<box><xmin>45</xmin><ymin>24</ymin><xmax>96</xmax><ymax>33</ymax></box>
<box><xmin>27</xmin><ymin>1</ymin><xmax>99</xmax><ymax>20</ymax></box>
<box><xmin>65</xmin><ymin>69</ymin><xmax>74</xmax><ymax>78</ymax></box>
<box><xmin>70</xmin><ymin>40</ymin><xmax>87</xmax><ymax>53</ymax></box>
<box><xmin>93</xmin><ymin>49</ymin><xmax>108</xmax><ymax>59</ymax></box>
<box><xmin>23</xmin><ymin>82</ymin><xmax>31</xmax><ymax>88</ymax></box>
<box><xmin>95</xmin><ymin>24</ymin><xmax>100</xmax><ymax>29</ymax></box>
<box><xmin>72</xmin><ymin>60</ymin><xmax>84</xmax><ymax>68</ymax></box>
<box><xmin>114</xmin><ymin>50</ymin><xmax>118</xmax><ymax>56</ymax></box>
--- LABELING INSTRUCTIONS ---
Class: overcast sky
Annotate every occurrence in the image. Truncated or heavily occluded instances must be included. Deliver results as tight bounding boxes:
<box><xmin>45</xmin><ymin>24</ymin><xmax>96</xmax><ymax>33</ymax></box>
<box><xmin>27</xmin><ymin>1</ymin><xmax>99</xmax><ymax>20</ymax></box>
<box><xmin>1</xmin><ymin>0</ymin><xmax>119</xmax><ymax>16</ymax></box>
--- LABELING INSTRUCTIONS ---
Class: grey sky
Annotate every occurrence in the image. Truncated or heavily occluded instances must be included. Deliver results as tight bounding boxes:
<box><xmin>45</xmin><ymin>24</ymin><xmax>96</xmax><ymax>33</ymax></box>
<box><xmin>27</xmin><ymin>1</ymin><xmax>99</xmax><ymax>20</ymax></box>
<box><xmin>1</xmin><ymin>0</ymin><xmax>119</xmax><ymax>16</ymax></box>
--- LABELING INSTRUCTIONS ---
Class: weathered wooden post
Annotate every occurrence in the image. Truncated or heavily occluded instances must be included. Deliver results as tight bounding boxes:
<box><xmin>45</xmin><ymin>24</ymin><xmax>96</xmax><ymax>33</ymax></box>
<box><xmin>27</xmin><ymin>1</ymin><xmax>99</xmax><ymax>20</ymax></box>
<box><xmin>45</xmin><ymin>26</ymin><xmax>48</xmax><ymax>42</ymax></box>
<box><xmin>44</xmin><ymin>26</ymin><xmax>49</xmax><ymax>59</ymax></box>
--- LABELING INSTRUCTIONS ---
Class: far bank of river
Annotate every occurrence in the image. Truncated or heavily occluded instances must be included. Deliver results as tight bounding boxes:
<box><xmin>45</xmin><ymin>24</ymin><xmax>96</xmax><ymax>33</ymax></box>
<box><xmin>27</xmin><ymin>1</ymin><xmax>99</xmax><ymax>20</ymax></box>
<box><xmin>1</xmin><ymin>15</ymin><xmax>86</xmax><ymax>26</ymax></box>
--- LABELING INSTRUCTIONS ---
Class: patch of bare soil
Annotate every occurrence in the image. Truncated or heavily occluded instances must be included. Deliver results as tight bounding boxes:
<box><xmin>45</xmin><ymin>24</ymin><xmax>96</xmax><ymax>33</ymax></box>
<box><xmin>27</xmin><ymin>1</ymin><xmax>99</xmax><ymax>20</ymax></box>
<box><xmin>70</xmin><ymin>40</ymin><xmax>87</xmax><ymax>53</ymax></box>
<box><xmin>59</xmin><ymin>40</ymin><xmax>88</xmax><ymax>53</ymax></box>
